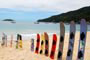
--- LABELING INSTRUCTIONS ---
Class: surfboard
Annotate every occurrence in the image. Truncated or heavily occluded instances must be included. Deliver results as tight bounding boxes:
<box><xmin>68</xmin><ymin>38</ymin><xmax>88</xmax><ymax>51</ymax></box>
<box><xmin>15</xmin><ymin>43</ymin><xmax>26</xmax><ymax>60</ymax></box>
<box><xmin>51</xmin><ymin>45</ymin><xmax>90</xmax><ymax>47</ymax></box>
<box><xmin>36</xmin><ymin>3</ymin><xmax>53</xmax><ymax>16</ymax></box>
<box><xmin>5</xmin><ymin>35</ymin><xmax>7</xmax><ymax>47</ymax></box>
<box><xmin>57</xmin><ymin>22</ymin><xmax>65</xmax><ymax>60</ymax></box>
<box><xmin>31</xmin><ymin>38</ymin><xmax>34</xmax><ymax>52</ymax></box>
<box><xmin>77</xmin><ymin>19</ymin><xmax>87</xmax><ymax>60</ymax></box>
<box><xmin>66</xmin><ymin>21</ymin><xmax>76</xmax><ymax>60</ymax></box>
<box><xmin>19</xmin><ymin>35</ymin><xmax>22</xmax><ymax>48</ymax></box>
<box><xmin>16</xmin><ymin>34</ymin><xmax>19</xmax><ymax>49</ymax></box>
<box><xmin>10</xmin><ymin>35</ymin><xmax>13</xmax><ymax>47</ymax></box>
<box><xmin>50</xmin><ymin>34</ymin><xmax>57</xmax><ymax>59</ymax></box>
<box><xmin>1</xmin><ymin>33</ymin><xmax>6</xmax><ymax>47</ymax></box>
<box><xmin>35</xmin><ymin>34</ymin><xmax>40</xmax><ymax>54</ymax></box>
<box><xmin>40</xmin><ymin>34</ymin><xmax>45</xmax><ymax>54</ymax></box>
<box><xmin>44</xmin><ymin>32</ymin><xmax>49</xmax><ymax>56</ymax></box>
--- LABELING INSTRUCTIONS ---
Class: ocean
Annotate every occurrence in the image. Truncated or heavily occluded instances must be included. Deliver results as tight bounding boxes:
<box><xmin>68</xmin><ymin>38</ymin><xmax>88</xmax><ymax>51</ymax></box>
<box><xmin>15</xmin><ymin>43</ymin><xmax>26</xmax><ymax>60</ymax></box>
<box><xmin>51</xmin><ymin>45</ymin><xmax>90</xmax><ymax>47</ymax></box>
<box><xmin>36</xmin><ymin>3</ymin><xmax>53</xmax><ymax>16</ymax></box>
<box><xmin>0</xmin><ymin>21</ymin><xmax>90</xmax><ymax>40</ymax></box>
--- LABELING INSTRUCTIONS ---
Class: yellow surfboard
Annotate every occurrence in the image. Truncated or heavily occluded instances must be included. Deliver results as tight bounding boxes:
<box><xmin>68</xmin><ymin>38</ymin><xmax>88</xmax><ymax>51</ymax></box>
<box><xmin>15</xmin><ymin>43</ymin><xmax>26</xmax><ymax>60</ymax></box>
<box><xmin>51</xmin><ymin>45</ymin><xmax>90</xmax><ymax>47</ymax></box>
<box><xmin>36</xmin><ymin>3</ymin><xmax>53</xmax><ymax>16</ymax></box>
<box><xmin>18</xmin><ymin>34</ymin><xmax>22</xmax><ymax>48</ymax></box>
<box><xmin>40</xmin><ymin>34</ymin><xmax>45</xmax><ymax>54</ymax></box>
<box><xmin>19</xmin><ymin>40</ymin><xmax>22</xmax><ymax>48</ymax></box>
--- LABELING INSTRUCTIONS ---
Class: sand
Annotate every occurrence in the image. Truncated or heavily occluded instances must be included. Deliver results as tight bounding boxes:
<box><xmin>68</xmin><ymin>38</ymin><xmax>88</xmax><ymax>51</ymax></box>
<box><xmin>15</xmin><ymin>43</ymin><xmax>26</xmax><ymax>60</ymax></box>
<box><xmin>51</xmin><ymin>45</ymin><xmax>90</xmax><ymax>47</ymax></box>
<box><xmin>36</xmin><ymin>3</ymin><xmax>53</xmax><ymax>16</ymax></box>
<box><xmin>0</xmin><ymin>32</ymin><xmax>90</xmax><ymax>60</ymax></box>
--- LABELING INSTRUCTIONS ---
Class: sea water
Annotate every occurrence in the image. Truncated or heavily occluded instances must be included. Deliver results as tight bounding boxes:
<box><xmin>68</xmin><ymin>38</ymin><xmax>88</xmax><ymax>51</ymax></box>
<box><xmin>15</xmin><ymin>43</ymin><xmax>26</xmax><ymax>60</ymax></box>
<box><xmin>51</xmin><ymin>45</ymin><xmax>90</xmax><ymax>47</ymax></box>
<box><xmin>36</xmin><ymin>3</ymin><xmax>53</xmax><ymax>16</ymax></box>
<box><xmin>0</xmin><ymin>21</ymin><xmax>90</xmax><ymax>40</ymax></box>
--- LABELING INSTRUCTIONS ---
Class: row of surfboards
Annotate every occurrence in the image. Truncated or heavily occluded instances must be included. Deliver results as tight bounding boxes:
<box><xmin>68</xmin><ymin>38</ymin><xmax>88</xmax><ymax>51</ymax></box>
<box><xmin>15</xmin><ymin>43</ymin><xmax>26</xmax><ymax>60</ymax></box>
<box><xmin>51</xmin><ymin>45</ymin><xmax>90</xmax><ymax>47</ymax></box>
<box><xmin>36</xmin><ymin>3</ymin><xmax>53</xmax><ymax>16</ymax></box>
<box><xmin>31</xmin><ymin>19</ymin><xmax>87</xmax><ymax>60</ymax></box>
<box><xmin>1</xmin><ymin>33</ymin><xmax>23</xmax><ymax>49</ymax></box>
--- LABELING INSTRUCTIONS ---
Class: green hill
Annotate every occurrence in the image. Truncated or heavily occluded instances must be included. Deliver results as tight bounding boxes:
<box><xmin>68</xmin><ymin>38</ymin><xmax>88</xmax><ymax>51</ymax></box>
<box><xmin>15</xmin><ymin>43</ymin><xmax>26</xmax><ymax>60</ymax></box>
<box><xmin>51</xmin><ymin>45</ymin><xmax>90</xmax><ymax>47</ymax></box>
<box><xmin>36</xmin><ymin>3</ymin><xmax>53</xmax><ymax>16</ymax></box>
<box><xmin>37</xmin><ymin>6</ymin><xmax>90</xmax><ymax>23</ymax></box>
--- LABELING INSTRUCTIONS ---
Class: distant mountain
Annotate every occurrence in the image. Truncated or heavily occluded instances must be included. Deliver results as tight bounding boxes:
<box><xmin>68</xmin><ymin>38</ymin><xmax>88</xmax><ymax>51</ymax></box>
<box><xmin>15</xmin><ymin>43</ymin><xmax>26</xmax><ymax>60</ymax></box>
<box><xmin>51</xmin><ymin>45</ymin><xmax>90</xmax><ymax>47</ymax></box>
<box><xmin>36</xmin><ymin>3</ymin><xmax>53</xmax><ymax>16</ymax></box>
<box><xmin>37</xmin><ymin>6</ymin><xmax>90</xmax><ymax>23</ymax></box>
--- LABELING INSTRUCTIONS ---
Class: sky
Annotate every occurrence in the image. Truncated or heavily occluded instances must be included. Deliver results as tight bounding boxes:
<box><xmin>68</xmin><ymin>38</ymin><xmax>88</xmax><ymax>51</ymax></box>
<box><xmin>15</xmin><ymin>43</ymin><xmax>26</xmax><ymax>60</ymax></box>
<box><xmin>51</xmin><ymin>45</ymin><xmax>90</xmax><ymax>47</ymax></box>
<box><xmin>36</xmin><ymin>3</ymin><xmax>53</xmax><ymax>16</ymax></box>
<box><xmin>0</xmin><ymin>0</ymin><xmax>90</xmax><ymax>22</ymax></box>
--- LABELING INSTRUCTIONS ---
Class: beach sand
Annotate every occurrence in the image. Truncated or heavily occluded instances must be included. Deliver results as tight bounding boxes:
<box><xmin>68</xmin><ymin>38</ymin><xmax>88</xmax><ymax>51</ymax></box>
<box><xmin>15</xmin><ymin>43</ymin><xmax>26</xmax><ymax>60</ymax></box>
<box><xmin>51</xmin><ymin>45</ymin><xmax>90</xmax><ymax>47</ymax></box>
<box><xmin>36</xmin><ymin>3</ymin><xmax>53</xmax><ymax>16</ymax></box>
<box><xmin>0</xmin><ymin>32</ymin><xmax>90</xmax><ymax>60</ymax></box>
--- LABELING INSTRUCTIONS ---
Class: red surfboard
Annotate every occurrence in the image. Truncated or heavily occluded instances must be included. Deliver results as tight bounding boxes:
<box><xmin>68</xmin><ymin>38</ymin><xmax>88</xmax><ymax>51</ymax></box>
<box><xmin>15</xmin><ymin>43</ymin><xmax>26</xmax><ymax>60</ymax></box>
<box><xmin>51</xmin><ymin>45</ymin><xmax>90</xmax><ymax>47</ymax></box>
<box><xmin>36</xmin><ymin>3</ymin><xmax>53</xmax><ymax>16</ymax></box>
<box><xmin>50</xmin><ymin>34</ymin><xmax>57</xmax><ymax>59</ymax></box>
<box><xmin>44</xmin><ymin>32</ymin><xmax>49</xmax><ymax>56</ymax></box>
<box><xmin>35</xmin><ymin>34</ymin><xmax>40</xmax><ymax>54</ymax></box>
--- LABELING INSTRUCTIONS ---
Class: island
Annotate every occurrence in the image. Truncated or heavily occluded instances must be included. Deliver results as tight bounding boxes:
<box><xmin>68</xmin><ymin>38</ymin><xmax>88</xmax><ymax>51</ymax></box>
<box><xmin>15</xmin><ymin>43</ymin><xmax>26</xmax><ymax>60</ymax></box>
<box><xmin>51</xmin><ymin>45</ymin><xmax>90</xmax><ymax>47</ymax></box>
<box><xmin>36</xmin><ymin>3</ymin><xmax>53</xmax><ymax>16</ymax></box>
<box><xmin>37</xmin><ymin>6</ymin><xmax>90</xmax><ymax>23</ymax></box>
<box><xmin>2</xmin><ymin>19</ymin><xmax>16</xmax><ymax>23</ymax></box>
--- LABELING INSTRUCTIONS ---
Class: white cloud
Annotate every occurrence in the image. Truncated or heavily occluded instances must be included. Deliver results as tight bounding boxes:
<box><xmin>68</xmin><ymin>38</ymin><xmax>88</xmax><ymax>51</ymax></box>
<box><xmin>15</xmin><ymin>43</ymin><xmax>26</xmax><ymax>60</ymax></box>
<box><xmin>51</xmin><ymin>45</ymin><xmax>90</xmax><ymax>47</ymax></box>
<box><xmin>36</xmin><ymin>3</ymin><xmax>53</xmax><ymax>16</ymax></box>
<box><xmin>0</xmin><ymin>0</ymin><xmax>90</xmax><ymax>12</ymax></box>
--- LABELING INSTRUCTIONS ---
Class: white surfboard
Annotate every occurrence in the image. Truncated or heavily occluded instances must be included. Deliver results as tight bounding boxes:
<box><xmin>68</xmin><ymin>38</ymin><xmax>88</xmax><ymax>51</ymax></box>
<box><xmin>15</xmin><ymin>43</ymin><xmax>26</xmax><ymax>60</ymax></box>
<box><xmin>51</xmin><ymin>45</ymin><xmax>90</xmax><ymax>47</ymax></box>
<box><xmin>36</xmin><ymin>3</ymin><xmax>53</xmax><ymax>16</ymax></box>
<box><xmin>57</xmin><ymin>22</ymin><xmax>65</xmax><ymax>60</ymax></box>
<box><xmin>77</xmin><ymin>19</ymin><xmax>87</xmax><ymax>60</ymax></box>
<box><xmin>66</xmin><ymin>21</ymin><xmax>76</xmax><ymax>60</ymax></box>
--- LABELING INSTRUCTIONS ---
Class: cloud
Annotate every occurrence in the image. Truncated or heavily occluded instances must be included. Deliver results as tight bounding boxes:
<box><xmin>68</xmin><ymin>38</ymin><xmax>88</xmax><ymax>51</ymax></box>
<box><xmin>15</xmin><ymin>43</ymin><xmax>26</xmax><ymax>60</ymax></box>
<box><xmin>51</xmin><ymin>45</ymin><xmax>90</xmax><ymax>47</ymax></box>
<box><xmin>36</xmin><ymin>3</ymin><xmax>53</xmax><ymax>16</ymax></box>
<box><xmin>0</xmin><ymin>0</ymin><xmax>90</xmax><ymax>12</ymax></box>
